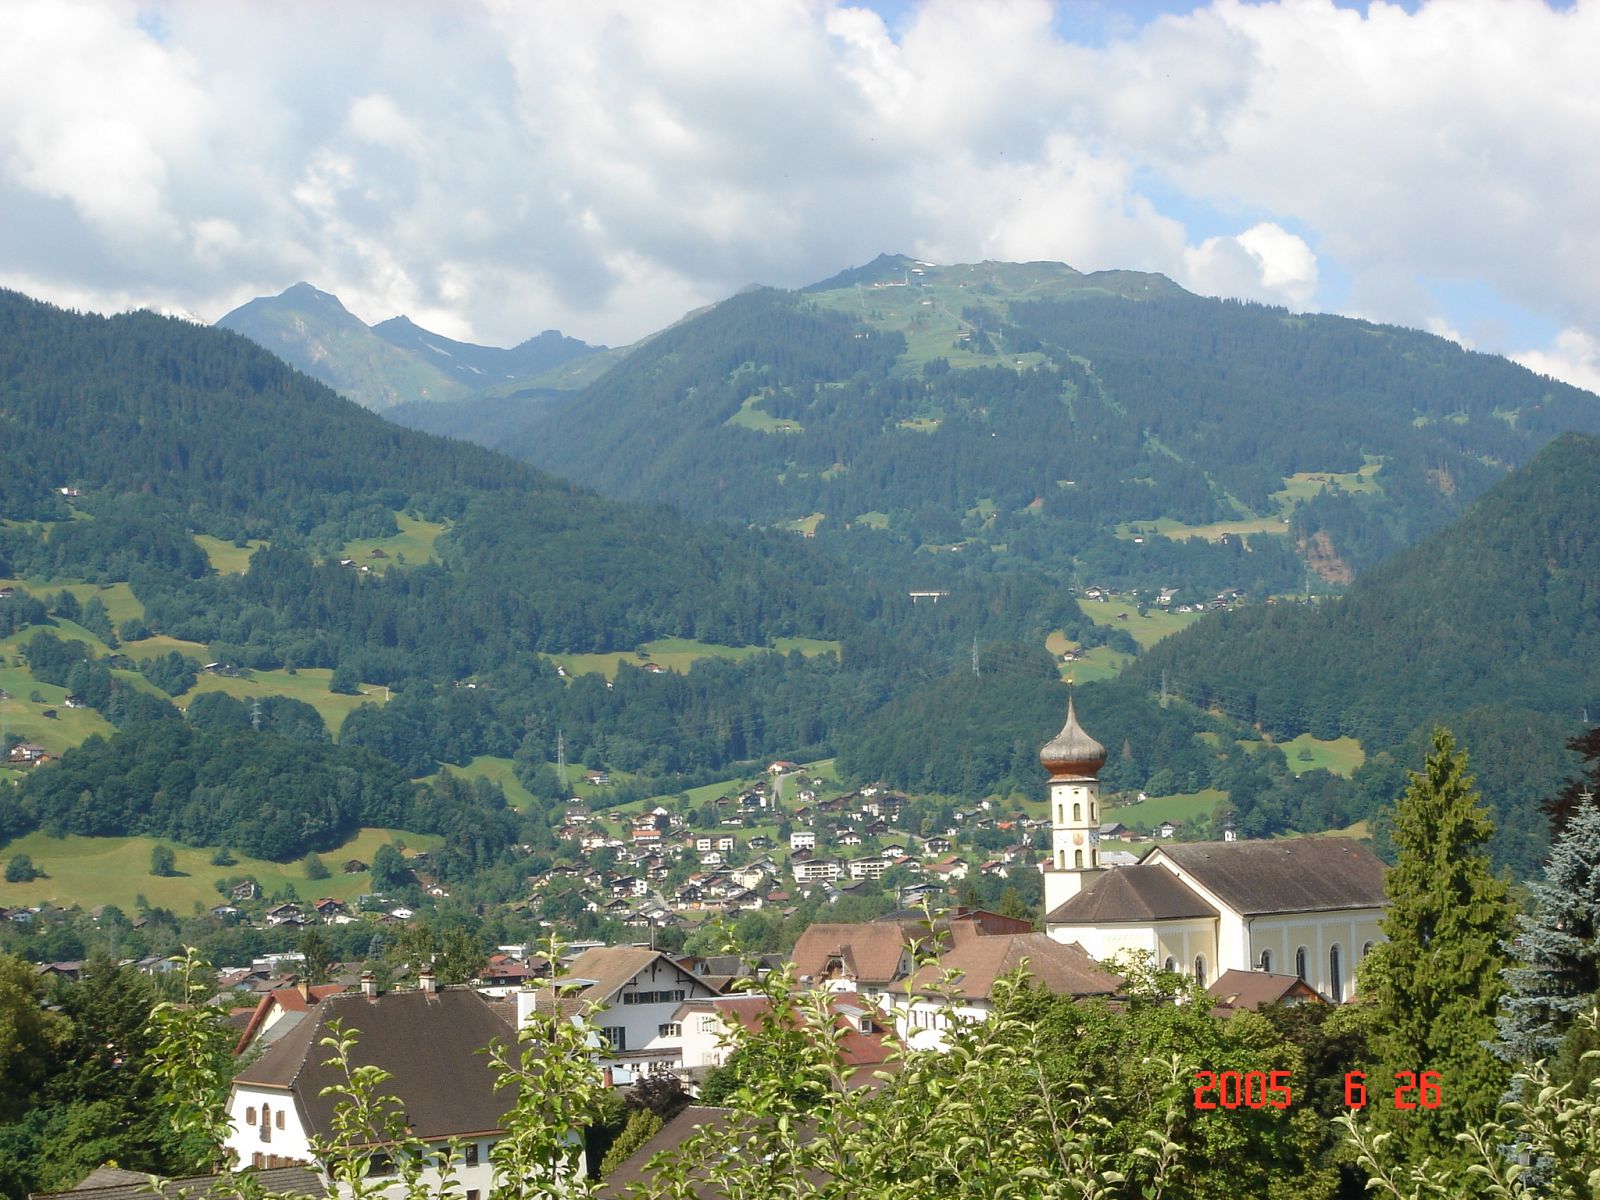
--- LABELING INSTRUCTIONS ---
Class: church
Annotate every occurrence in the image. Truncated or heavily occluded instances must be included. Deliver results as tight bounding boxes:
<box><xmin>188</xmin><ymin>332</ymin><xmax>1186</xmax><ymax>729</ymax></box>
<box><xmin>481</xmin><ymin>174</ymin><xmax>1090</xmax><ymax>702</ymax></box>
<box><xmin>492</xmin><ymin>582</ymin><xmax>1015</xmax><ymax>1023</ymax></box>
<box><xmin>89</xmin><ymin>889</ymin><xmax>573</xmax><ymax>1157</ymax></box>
<box><xmin>1038</xmin><ymin>694</ymin><xmax>1388</xmax><ymax>1002</ymax></box>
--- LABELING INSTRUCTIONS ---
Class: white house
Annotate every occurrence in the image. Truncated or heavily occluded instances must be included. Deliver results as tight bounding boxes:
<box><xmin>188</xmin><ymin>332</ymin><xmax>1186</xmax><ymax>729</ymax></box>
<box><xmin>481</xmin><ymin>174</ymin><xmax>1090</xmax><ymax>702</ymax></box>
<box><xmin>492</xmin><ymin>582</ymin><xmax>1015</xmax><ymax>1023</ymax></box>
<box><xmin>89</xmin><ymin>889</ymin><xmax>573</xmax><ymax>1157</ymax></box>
<box><xmin>542</xmin><ymin>946</ymin><xmax>722</xmax><ymax>1083</ymax></box>
<box><xmin>224</xmin><ymin>975</ymin><xmax>547</xmax><ymax>1194</ymax></box>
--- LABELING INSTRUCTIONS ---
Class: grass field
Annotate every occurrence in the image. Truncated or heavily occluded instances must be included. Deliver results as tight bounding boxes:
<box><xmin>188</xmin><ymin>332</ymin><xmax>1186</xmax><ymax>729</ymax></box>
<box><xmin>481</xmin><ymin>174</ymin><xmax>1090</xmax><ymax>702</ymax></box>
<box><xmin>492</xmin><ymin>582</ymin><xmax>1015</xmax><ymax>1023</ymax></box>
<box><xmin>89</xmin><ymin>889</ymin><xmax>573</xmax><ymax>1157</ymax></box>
<box><xmin>897</xmin><ymin>417</ymin><xmax>942</xmax><ymax>433</ymax></box>
<box><xmin>193</xmin><ymin>535</ymin><xmax>268</xmax><ymax>574</ymax></box>
<box><xmin>1277</xmin><ymin>734</ymin><xmax>1365</xmax><ymax>777</ymax></box>
<box><xmin>182</xmin><ymin>668</ymin><xmax>389</xmax><ymax>737</ymax></box>
<box><xmin>125</xmin><ymin>634</ymin><xmax>211</xmax><ymax>659</ymax></box>
<box><xmin>1044</xmin><ymin>633</ymin><xmax>1135</xmax><ymax>684</ymax></box>
<box><xmin>853</xmin><ymin>512</ymin><xmax>890</xmax><ymax>530</ymax></box>
<box><xmin>1271</xmin><ymin>460</ymin><xmax>1382</xmax><ymax>506</ymax></box>
<box><xmin>0</xmin><ymin>662</ymin><xmax>114</xmax><ymax>755</ymax></box>
<box><xmin>549</xmin><ymin>637</ymin><xmax>839</xmax><ymax>682</ymax></box>
<box><xmin>1080</xmin><ymin>604</ymin><xmax>1207</xmax><ymax>650</ymax></box>
<box><xmin>1107</xmin><ymin>787</ymin><xmax>1227</xmax><ymax>829</ymax></box>
<box><xmin>419</xmin><ymin>755</ymin><xmax>537</xmax><ymax>810</ymax></box>
<box><xmin>0</xmin><ymin>578</ymin><xmax>144</xmax><ymax>625</ymax></box>
<box><xmin>725</xmin><ymin>396</ymin><xmax>803</xmax><ymax>434</ymax></box>
<box><xmin>341</xmin><ymin>514</ymin><xmax>449</xmax><ymax>571</ymax></box>
<box><xmin>785</xmin><ymin>513</ymin><xmax>825</xmax><ymax>536</ymax></box>
<box><xmin>0</xmin><ymin>827</ymin><xmax>441</xmax><ymax>912</ymax></box>
<box><xmin>1117</xmin><ymin>515</ymin><xmax>1289</xmax><ymax>542</ymax></box>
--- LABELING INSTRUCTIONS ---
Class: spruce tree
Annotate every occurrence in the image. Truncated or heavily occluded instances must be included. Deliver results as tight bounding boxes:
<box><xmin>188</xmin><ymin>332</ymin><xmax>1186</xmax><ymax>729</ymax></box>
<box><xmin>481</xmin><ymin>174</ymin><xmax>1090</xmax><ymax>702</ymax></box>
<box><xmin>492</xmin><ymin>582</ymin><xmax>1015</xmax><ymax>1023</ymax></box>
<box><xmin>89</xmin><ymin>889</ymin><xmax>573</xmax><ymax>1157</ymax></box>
<box><xmin>1497</xmin><ymin>795</ymin><xmax>1600</xmax><ymax>1071</ymax></box>
<box><xmin>1368</xmin><ymin>727</ymin><xmax>1515</xmax><ymax>1165</ymax></box>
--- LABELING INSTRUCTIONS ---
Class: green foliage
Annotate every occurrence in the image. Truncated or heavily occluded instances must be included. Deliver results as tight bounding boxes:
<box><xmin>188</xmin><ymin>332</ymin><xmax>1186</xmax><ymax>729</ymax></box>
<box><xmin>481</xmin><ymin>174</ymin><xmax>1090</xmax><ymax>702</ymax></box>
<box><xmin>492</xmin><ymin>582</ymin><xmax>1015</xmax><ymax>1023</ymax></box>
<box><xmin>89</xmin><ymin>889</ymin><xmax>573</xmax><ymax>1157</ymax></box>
<box><xmin>1368</xmin><ymin>728</ymin><xmax>1516</xmax><ymax>1166</ymax></box>
<box><xmin>330</xmin><ymin>663</ymin><xmax>361</xmax><ymax>695</ymax></box>
<box><xmin>597</xmin><ymin>1108</ymin><xmax>661</xmax><ymax>1178</ymax></box>
<box><xmin>150</xmin><ymin>844</ymin><xmax>176</xmax><ymax>877</ymax></box>
<box><xmin>142</xmin><ymin>948</ymin><xmax>235</xmax><ymax>1174</ymax></box>
<box><xmin>303</xmin><ymin>852</ymin><xmax>331</xmax><ymax>881</ymax></box>
<box><xmin>3</xmin><ymin>854</ymin><xmax>37</xmax><ymax>883</ymax></box>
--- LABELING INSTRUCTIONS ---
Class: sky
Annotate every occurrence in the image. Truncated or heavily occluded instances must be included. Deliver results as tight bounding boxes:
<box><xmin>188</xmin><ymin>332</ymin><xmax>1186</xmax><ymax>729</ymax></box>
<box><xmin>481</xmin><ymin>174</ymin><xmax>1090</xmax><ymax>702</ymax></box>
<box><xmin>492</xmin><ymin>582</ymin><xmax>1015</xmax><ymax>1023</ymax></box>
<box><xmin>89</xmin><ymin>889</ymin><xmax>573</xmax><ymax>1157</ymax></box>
<box><xmin>1</xmin><ymin>0</ymin><xmax>1597</xmax><ymax>392</ymax></box>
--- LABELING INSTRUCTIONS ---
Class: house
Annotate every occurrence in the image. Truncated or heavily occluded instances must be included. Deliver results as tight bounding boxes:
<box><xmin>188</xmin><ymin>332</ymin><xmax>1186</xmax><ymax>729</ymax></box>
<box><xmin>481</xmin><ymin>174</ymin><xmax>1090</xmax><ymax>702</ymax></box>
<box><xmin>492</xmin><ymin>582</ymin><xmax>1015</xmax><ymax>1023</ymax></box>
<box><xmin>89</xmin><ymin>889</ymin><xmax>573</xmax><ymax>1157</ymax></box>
<box><xmin>341</xmin><ymin>858</ymin><xmax>368</xmax><ymax>874</ymax></box>
<box><xmin>789</xmin><ymin>830</ymin><xmax>817</xmax><ymax>852</ymax></box>
<box><xmin>921</xmin><ymin>836</ymin><xmax>952</xmax><ymax>858</ymax></box>
<box><xmin>793</xmin><ymin>858</ymin><xmax>844</xmax><ymax>884</ymax></box>
<box><xmin>6</xmin><ymin>743</ymin><xmax>49</xmax><ymax>766</ymax></box>
<box><xmin>789</xmin><ymin>920</ymin><xmax>930</xmax><ymax>996</ymax></box>
<box><xmin>232</xmin><ymin>978</ymin><xmax>350</xmax><ymax>1056</ymax></box>
<box><xmin>232</xmin><ymin>879</ymin><xmax>263</xmax><ymax>902</ymax></box>
<box><xmin>898</xmin><ymin>933</ymin><xmax>1122</xmax><ymax>1049</ymax></box>
<box><xmin>1157</xmin><ymin>820</ymin><xmax>1183</xmax><ymax>839</ymax></box>
<box><xmin>264</xmin><ymin>903</ymin><xmax>304</xmax><ymax>927</ymax></box>
<box><xmin>672</xmin><ymin>993</ymin><xmax>892</xmax><ymax>1076</ymax></box>
<box><xmin>1206</xmin><ymin>969</ymin><xmax>1325</xmax><ymax>1017</ymax></box>
<box><xmin>527</xmin><ymin>946</ymin><xmax>720</xmax><ymax>1083</ymax></box>
<box><xmin>585</xmin><ymin>769</ymin><xmax>611</xmax><ymax>786</ymax></box>
<box><xmin>225</xmin><ymin>977</ymin><xmax>542</xmax><ymax>1187</ymax></box>
<box><xmin>63</xmin><ymin>693</ymin><xmax>87</xmax><ymax>709</ymax></box>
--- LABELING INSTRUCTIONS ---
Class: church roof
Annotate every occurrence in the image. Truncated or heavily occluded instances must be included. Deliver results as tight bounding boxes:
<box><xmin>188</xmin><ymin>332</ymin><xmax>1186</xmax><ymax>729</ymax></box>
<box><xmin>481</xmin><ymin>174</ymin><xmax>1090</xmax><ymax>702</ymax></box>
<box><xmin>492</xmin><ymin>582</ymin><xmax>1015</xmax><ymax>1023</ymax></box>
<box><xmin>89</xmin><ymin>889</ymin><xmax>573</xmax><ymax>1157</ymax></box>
<box><xmin>1044</xmin><ymin>864</ymin><xmax>1218</xmax><ymax>925</ymax></box>
<box><xmin>1150</xmin><ymin>839</ymin><xmax>1389</xmax><ymax>915</ymax></box>
<box><xmin>1039</xmin><ymin>691</ymin><xmax>1107</xmax><ymax>779</ymax></box>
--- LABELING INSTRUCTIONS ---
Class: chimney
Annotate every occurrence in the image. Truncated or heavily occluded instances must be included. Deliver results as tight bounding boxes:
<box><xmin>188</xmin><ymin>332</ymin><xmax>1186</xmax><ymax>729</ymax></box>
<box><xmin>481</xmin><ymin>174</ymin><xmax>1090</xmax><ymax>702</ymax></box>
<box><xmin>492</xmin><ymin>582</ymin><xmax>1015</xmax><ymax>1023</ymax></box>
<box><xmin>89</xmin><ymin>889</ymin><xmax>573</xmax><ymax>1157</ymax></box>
<box><xmin>515</xmin><ymin>982</ymin><xmax>538</xmax><ymax>1028</ymax></box>
<box><xmin>297</xmin><ymin>975</ymin><xmax>311</xmax><ymax>1003</ymax></box>
<box><xmin>360</xmin><ymin>970</ymin><xmax>377</xmax><ymax>999</ymax></box>
<box><xmin>419</xmin><ymin>965</ymin><xmax>437</xmax><ymax>996</ymax></box>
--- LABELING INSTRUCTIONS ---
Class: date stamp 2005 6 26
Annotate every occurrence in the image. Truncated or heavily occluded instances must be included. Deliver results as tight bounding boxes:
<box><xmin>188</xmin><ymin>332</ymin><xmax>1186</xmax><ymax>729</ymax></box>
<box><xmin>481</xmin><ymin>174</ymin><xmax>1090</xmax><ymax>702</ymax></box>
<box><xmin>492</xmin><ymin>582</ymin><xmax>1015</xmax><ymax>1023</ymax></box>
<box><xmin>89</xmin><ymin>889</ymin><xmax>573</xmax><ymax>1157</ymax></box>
<box><xmin>1192</xmin><ymin>1070</ymin><xmax>1443</xmax><ymax>1111</ymax></box>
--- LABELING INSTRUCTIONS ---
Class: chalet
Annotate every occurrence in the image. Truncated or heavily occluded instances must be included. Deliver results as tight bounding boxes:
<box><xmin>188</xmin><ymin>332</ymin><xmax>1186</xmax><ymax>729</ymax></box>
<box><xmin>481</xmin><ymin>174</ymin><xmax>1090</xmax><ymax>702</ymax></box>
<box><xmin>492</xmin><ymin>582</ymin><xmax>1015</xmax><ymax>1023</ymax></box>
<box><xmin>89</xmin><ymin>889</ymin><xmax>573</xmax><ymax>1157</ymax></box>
<box><xmin>925</xmin><ymin>857</ymin><xmax>969</xmax><ymax>882</ymax></box>
<box><xmin>1157</xmin><ymin>820</ymin><xmax>1183</xmax><ymax>839</ymax></box>
<box><xmin>789</xmin><ymin>830</ymin><xmax>817</xmax><ymax>851</ymax></box>
<box><xmin>312</xmin><ymin>897</ymin><xmax>349</xmax><ymax>919</ymax></box>
<box><xmin>63</xmin><ymin>693</ymin><xmax>87</xmax><ymax>709</ymax></box>
<box><xmin>1097</xmin><ymin>822</ymin><xmax>1129</xmax><ymax>841</ymax></box>
<box><xmin>521</xmin><ymin>946</ymin><xmax>720</xmax><ymax>1083</ymax></box>
<box><xmin>231</xmin><ymin>879</ymin><xmax>263</xmax><ymax>902</ymax></box>
<box><xmin>836</xmin><ymin>829</ymin><xmax>864</xmax><ymax>847</ymax></box>
<box><xmin>263</xmin><ymin>903</ymin><xmax>304</xmax><ymax>927</ymax></box>
<box><xmin>921</xmin><ymin>836</ymin><xmax>952</xmax><ymax>858</ymax></box>
<box><xmin>640</xmin><ymin>663</ymin><xmax>665</xmax><ymax>674</ymax></box>
<box><xmin>7</xmin><ymin>743</ymin><xmax>49</xmax><ymax>765</ymax></box>
<box><xmin>0</xmin><ymin>587</ymin><xmax>15</xmax><ymax>600</ymax></box>
<box><xmin>585</xmin><ymin>769</ymin><xmax>611</xmax><ymax>786</ymax></box>
<box><xmin>225</xmin><ymin>979</ymin><xmax>537</xmax><ymax>1185</ymax></box>
<box><xmin>340</xmin><ymin>858</ymin><xmax>367</xmax><ymax>874</ymax></box>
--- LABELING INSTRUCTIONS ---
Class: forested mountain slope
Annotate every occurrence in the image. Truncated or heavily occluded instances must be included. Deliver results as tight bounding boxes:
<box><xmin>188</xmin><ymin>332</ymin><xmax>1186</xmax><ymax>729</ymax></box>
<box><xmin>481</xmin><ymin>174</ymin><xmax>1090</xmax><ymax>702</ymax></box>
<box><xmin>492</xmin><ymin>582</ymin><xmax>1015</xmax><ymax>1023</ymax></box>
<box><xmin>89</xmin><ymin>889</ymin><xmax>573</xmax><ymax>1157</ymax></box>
<box><xmin>506</xmin><ymin>256</ymin><xmax>1598</xmax><ymax>593</ymax></box>
<box><xmin>1131</xmin><ymin>431</ymin><xmax>1600</xmax><ymax>751</ymax></box>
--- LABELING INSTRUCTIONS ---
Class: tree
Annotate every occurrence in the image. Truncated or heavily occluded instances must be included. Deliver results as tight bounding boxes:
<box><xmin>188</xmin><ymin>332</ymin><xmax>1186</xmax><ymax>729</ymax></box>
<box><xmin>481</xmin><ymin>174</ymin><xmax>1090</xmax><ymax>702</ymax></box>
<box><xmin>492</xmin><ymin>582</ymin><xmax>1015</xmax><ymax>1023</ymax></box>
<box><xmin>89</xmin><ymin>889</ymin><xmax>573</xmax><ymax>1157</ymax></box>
<box><xmin>303</xmin><ymin>852</ymin><xmax>330</xmax><ymax>881</ymax></box>
<box><xmin>149</xmin><ymin>844</ymin><xmax>176</xmax><ymax>877</ymax></box>
<box><xmin>329</xmin><ymin>664</ymin><xmax>360</xmax><ymax>695</ymax></box>
<box><xmin>1368</xmin><ymin>727</ymin><xmax>1515</xmax><ymax>1166</ymax></box>
<box><xmin>4</xmin><ymin>854</ymin><xmax>38</xmax><ymax>883</ymax></box>
<box><xmin>1498</xmin><ymin>796</ymin><xmax>1600</xmax><ymax>1073</ymax></box>
<box><xmin>371</xmin><ymin>843</ymin><xmax>409</xmax><ymax>892</ymax></box>
<box><xmin>298</xmin><ymin>928</ymin><xmax>334</xmax><ymax>985</ymax></box>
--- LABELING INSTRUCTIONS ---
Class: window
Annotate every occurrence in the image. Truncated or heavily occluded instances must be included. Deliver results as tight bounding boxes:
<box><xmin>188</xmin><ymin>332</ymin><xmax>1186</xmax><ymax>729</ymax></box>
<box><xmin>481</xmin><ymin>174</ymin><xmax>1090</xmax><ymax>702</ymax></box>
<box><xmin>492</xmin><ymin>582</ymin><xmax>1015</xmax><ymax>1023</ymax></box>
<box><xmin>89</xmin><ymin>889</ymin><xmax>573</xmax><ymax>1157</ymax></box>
<box><xmin>369</xmin><ymin>1154</ymin><xmax>394</xmax><ymax>1178</ymax></box>
<box><xmin>464</xmin><ymin>1143</ymin><xmax>479</xmax><ymax>1168</ymax></box>
<box><xmin>1259</xmin><ymin>949</ymin><xmax>1272</xmax><ymax>973</ymax></box>
<box><xmin>252</xmin><ymin>1153</ymin><xmax>264</xmax><ymax>1169</ymax></box>
<box><xmin>275</xmin><ymin>1110</ymin><xmax>285</xmax><ymax>1130</ymax></box>
<box><xmin>1193</xmin><ymin>956</ymin><xmax>1207</xmax><ymax>988</ymax></box>
<box><xmin>1361</xmin><ymin>940</ymin><xmax>1374</xmax><ymax>960</ymax></box>
<box><xmin>246</xmin><ymin>1106</ymin><xmax>257</xmax><ymax>1125</ymax></box>
<box><xmin>698</xmin><ymin>1015</ymin><xmax>719</xmax><ymax>1033</ymax></box>
<box><xmin>467</xmin><ymin>1192</ymin><xmax>480</xmax><ymax>1200</ymax></box>
<box><xmin>1163</xmin><ymin>957</ymin><xmax>1176</xmax><ymax>973</ymax></box>
<box><xmin>1057</xmin><ymin>803</ymin><xmax>1064</xmax><ymax>823</ymax></box>
<box><xmin>658</xmin><ymin>1022</ymin><xmax>682</xmax><ymax>1037</ymax></box>
<box><xmin>1295</xmin><ymin>947</ymin><xmax>1308</xmax><ymax>981</ymax></box>
<box><xmin>1073</xmin><ymin>849</ymin><xmax>1083</xmax><ymax>868</ymax></box>
<box><xmin>602</xmin><ymin>1026</ymin><xmax>627</xmax><ymax>1052</ymax></box>
<box><xmin>1090</xmin><ymin>801</ymin><xmax>1096</xmax><ymax>820</ymax></box>
<box><xmin>1329</xmin><ymin>945</ymin><xmax>1343</xmax><ymax>1001</ymax></box>
<box><xmin>1072</xmin><ymin>802</ymin><xmax>1082</xmax><ymax>822</ymax></box>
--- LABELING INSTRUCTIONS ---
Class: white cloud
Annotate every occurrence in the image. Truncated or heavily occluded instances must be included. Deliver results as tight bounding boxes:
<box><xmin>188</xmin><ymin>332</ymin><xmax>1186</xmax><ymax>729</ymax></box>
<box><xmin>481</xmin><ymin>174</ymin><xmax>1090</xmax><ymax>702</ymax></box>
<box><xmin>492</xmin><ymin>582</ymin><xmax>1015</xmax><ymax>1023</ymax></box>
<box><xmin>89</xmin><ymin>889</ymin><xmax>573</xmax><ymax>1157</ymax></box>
<box><xmin>0</xmin><ymin>0</ymin><xmax>1592</xmax><ymax>368</ymax></box>
<box><xmin>1514</xmin><ymin>329</ymin><xmax>1600</xmax><ymax>396</ymax></box>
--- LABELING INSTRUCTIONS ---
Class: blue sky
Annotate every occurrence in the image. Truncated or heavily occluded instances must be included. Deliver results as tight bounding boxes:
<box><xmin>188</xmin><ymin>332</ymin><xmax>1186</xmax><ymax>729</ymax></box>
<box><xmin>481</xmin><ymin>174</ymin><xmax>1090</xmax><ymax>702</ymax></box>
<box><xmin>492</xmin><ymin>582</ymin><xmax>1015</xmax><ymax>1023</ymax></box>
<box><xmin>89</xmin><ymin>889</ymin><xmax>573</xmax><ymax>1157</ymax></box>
<box><xmin>0</xmin><ymin>0</ymin><xmax>1595</xmax><ymax>391</ymax></box>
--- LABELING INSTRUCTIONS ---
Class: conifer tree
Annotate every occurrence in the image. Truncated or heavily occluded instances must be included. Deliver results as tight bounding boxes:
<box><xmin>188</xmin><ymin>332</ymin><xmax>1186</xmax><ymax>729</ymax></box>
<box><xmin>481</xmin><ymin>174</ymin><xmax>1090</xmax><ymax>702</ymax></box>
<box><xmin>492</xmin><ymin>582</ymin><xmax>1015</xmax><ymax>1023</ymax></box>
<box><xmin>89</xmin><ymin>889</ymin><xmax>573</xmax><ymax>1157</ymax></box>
<box><xmin>1368</xmin><ymin>728</ymin><xmax>1515</xmax><ymax>1165</ymax></box>
<box><xmin>1497</xmin><ymin>795</ymin><xmax>1600</xmax><ymax>1071</ymax></box>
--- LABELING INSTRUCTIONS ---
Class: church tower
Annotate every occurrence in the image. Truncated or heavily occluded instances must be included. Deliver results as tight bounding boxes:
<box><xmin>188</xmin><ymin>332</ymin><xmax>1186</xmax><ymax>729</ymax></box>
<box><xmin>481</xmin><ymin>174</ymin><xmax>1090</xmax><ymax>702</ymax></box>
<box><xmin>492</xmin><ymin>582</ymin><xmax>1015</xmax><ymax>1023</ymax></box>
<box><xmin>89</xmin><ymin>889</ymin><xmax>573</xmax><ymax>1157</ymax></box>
<box><xmin>1041</xmin><ymin>690</ymin><xmax>1108</xmax><ymax>918</ymax></box>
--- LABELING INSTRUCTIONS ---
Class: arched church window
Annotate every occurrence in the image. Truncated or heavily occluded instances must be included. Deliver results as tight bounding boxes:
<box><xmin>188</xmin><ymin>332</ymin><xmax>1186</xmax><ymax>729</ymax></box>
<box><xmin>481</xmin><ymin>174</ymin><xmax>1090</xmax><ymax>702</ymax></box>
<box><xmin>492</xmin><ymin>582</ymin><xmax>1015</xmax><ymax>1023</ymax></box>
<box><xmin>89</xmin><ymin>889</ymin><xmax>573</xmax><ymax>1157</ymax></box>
<box><xmin>1057</xmin><ymin>803</ymin><xmax>1064</xmax><ymax>824</ymax></box>
<box><xmin>1295</xmin><ymin>947</ymin><xmax>1307</xmax><ymax>981</ymax></box>
<box><xmin>1073</xmin><ymin>802</ymin><xmax>1082</xmax><ymax>822</ymax></box>
<box><xmin>1259</xmin><ymin>949</ymin><xmax>1272</xmax><ymax>973</ymax></box>
<box><xmin>1090</xmin><ymin>801</ymin><xmax>1096</xmax><ymax>820</ymax></box>
<box><xmin>1329</xmin><ymin>945</ymin><xmax>1342</xmax><ymax>1000</ymax></box>
<box><xmin>1090</xmin><ymin>849</ymin><xmax>1098</xmax><ymax>867</ymax></box>
<box><xmin>1163</xmin><ymin>957</ymin><xmax>1176</xmax><ymax>973</ymax></box>
<box><xmin>1074</xmin><ymin>849</ymin><xmax>1083</xmax><ymax>868</ymax></box>
<box><xmin>1361</xmin><ymin>940</ymin><xmax>1374</xmax><ymax>960</ymax></box>
<box><xmin>1057</xmin><ymin>849</ymin><xmax>1066</xmax><ymax>870</ymax></box>
<box><xmin>1194</xmin><ymin>956</ymin><xmax>1207</xmax><ymax>988</ymax></box>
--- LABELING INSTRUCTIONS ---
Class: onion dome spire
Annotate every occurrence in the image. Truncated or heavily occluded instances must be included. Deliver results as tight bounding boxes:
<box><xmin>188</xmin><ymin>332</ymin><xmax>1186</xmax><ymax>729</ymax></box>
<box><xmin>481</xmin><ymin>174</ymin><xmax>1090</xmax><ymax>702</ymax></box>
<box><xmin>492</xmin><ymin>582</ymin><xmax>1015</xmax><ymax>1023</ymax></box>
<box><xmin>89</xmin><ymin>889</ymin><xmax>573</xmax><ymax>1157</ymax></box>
<box><xmin>1040</xmin><ymin>688</ymin><xmax>1107</xmax><ymax>780</ymax></box>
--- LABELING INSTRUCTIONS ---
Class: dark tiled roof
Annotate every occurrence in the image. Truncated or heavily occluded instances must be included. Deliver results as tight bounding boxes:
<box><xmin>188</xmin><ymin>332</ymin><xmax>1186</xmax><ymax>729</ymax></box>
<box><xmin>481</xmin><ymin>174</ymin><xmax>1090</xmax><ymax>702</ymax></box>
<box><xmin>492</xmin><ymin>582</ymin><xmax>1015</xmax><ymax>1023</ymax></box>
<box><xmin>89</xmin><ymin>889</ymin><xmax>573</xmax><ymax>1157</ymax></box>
<box><xmin>1153</xmin><ymin>839</ymin><xmax>1389</xmax><ymax>915</ymax></box>
<box><xmin>789</xmin><ymin>922</ymin><xmax>928</xmax><ymax>985</ymax></box>
<box><xmin>34</xmin><ymin>1166</ymin><xmax>323</xmax><ymax>1200</ymax></box>
<box><xmin>598</xmin><ymin>1107</ymin><xmax>833</xmax><ymax>1199</ymax></box>
<box><xmin>903</xmin><ymin>933</ymin><xmax>1121</xmax><ymax>1001</ymax></box>
<box><xmin>232</xmin><ymin>988</ymin><xmax>514</xmax><ymax>1143</ymax></box>
<box><xmin>1045</xmin><ymin>865</ymin><xmax>1218</xmax><ymax>924</ymax></box>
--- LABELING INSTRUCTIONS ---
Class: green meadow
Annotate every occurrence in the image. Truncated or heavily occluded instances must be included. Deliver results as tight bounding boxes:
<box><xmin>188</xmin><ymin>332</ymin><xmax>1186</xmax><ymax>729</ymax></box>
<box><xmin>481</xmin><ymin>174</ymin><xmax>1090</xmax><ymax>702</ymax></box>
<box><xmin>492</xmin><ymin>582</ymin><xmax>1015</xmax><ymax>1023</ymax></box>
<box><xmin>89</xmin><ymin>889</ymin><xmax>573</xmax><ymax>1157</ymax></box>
<box><xmin>193</xmin><ymin>535</ymin><xmax>268</xmax><ymax>574</ymax></box>
<box><xmin>1277</xmin><ymin>734</ymin><xmax>1365</xmax><ymax>777</ymax></box>
<box><xmin>0</xmin><ymin>827</ymin><xmax>441</xmax><ymax>912</ymax></box>
<box><xmin>181</xmin><ymin>667</ymin><xmax>389</xmax><ymax>737</ymax></box>
<box><xmin>340</xmin><ymin>513</ymin><xmax>449</xmax><ymax>571</ymax></box>
<box><xmin>548</xmin><ymin>636</ymin><xmax>838</xmax><ymax>682</ymax></box>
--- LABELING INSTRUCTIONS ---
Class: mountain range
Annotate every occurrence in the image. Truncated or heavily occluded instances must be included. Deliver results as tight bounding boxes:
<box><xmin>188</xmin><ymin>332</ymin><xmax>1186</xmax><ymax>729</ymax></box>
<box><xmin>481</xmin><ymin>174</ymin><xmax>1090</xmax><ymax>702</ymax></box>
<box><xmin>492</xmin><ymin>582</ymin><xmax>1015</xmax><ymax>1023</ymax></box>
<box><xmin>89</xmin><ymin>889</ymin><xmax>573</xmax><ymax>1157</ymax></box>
<box><xmin>215</xmin><ymin>282</ymin><xmax>609</xmax><ymax>413</ymax></box>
